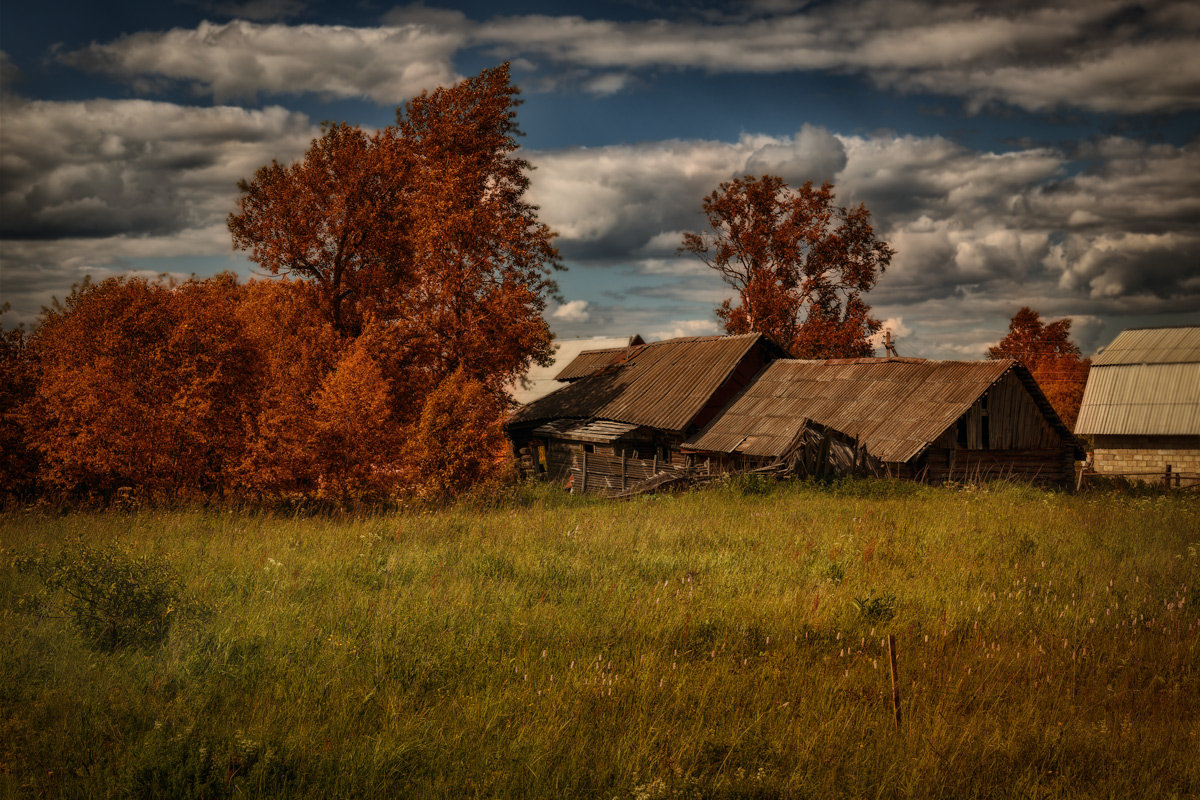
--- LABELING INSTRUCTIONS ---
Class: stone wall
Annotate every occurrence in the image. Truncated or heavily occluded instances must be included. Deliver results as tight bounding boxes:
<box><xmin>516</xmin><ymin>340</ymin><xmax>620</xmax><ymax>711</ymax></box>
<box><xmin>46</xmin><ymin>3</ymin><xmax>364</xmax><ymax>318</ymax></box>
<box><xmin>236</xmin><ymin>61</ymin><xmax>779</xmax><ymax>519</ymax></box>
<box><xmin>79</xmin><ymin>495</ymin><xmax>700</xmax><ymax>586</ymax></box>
<box><xmin>1091</xmin><ymin>435</ymin><xmax>1200</xmax><ymax>485</ymax></box>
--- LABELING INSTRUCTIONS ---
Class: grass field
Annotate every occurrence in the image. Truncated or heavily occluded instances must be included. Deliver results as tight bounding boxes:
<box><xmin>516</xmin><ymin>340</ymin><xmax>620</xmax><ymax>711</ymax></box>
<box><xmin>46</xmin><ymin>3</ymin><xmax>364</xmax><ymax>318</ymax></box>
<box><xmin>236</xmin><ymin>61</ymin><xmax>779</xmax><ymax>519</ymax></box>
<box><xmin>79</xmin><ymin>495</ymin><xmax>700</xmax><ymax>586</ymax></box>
<box><xmin>2</xmin><ymin>479</ymin><xmax>1198</xmax><ymax>799</ymax></box>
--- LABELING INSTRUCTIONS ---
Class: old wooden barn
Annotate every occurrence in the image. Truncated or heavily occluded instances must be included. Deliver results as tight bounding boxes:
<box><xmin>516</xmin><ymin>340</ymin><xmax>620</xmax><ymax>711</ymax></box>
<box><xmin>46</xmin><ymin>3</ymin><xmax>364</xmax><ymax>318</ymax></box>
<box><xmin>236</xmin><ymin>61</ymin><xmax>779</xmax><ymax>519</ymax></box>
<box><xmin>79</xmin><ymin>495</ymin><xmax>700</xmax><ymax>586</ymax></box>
<box><xmin>505</xmin><ymin>333</ymin><xmax>787</xmax><ymax>494</ymax></box>
<box><xmin>1075</xmin><ymin>326</ymin><xmax>1200</xmax><ymax>486</ymax></box>
<box><xmin>682</xmin><ymin>357</ymin><xmax>1085</xmax><ymax>485</ymax></box>
<box><xmin>508</xmin><ymin>335</ymin><xmax>1087</xmax><ymax>492</ymax></box>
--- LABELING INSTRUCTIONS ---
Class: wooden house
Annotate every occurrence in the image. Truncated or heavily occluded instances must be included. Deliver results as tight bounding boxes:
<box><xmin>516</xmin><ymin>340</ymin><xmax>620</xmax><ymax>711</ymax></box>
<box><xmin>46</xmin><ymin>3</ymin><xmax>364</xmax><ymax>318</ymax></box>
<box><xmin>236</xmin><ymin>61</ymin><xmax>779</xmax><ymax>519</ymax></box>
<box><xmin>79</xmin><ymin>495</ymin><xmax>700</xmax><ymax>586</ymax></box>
<box><xmin>683</xmin><ymin>357</ymin><xmax>1085</xmax><ymax>485</ymax></box>
<box><xmin>505</xmin><ymin>333</ymin><xmax>788</xmax><ymax>494</ymax></box>
<box><xmin>1074</xmin><ymin>326</ymin><xmax>1200</xmax><ymax>486</ymax></box>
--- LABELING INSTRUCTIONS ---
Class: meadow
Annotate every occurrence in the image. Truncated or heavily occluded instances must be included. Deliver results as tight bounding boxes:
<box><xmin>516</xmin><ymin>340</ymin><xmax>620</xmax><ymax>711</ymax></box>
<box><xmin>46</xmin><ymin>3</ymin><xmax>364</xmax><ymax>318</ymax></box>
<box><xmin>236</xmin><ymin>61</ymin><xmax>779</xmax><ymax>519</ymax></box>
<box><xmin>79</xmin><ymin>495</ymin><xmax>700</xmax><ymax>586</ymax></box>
<box><xmin>2</xmin><ymin>479</ymin><xmax>1197</xmax><ymax>799</ymax></box>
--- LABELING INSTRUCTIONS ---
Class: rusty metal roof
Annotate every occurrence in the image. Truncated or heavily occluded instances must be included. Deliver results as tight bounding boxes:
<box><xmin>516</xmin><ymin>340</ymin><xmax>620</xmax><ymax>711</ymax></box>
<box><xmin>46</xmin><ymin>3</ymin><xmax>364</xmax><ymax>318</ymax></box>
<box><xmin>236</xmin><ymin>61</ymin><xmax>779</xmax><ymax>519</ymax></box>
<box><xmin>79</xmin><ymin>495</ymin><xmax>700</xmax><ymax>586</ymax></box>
<box><xmin>1092</xmin><ymin>326</ymin><xmax>1200</xmax><ymax>366</ymax></box>
<box><xmin>685</xmin><ymin>358</ymin><xmax>1077</xmax><ymax>463</ymax></box>
<box><xmin>553</xmin><ymin>335</ymin><xmax>646</xmax><ymax>381</ymax></box>
<box><xmin>533</xmin><ymin>419</ymin><xmax>647</xmax><ymax>442</ymax></box>
<box><xmin>1074</xmin><ymin>362</ymin><xmax>1200</xmax><ymax>435</ymax></box>
<box><xmin>511</xmin><ymin>335</ymin><xmax>641</xmax><ymax>404</ymax></box>
<box><xmin>509</xmin><ymin>333</ymin><xmax>775</xmax><ymax>433</ymax></box>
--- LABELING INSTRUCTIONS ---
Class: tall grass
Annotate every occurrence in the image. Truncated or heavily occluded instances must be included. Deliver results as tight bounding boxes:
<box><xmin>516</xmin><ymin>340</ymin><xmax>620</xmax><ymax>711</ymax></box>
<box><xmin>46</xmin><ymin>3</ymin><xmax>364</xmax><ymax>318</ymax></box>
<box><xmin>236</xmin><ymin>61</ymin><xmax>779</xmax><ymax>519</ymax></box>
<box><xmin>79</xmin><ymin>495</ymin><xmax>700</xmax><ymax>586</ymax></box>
<box><xmin>2</xmin><ymin>480</ymin><xmax>1197</xmax><ymax>798</ymax></box>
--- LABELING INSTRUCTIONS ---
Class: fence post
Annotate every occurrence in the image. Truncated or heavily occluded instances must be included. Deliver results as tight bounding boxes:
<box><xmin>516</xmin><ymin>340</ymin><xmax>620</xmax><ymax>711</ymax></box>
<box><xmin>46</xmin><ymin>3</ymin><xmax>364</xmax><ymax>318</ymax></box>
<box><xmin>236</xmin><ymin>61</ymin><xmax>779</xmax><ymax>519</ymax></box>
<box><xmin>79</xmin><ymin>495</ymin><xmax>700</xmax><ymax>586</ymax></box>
<box><xmin>1165</xmin><ymin>464</ymin><xmax>1172</xmax><ymax>489</ymax></box>
<box><xmin>887</xmin><ymin>634</ymin><xmax>901</xmax><ymax>729</ymax></box>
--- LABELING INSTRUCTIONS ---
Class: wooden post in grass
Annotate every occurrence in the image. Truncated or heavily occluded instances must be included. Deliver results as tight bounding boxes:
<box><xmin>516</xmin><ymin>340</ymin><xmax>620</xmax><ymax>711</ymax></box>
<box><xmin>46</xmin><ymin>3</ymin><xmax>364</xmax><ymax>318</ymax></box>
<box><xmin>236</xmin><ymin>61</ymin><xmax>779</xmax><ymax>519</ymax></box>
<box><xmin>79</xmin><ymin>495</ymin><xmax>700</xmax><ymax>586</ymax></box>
<box><xmin>887</xmin><ymin>634</ymin><xmax>901</xmax><ymax>728</ymax></box>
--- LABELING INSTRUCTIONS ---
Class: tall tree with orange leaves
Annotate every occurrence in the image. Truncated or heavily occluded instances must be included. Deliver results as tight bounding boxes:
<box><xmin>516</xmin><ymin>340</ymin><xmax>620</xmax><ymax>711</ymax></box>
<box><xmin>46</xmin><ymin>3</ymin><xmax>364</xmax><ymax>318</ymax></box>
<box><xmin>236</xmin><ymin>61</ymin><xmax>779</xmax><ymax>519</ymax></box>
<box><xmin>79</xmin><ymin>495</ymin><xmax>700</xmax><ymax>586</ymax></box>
<box><xmin>229</xmin><ymin>63</ymin><xmax>559</xmax><ymax>405</ymax></box>
<box><xmin>988</xmin><ymin>307</ymin><xmax>1091</xmax><ymax>430</ymax></box>
<box><xmin>682</xmin><ymin>176</ymin><xmax>894</xmax><ymax>358</ymax></box>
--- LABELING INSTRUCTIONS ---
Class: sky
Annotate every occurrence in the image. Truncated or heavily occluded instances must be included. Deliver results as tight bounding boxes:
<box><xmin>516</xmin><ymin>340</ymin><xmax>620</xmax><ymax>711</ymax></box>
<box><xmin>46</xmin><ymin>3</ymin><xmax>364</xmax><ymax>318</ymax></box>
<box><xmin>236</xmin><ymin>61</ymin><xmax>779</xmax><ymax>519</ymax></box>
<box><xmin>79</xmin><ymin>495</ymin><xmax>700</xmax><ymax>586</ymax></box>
<box><xmin>2</xmin><ymin>0</ymin><xmax>1198</xmax><ymax>359</ymax></box>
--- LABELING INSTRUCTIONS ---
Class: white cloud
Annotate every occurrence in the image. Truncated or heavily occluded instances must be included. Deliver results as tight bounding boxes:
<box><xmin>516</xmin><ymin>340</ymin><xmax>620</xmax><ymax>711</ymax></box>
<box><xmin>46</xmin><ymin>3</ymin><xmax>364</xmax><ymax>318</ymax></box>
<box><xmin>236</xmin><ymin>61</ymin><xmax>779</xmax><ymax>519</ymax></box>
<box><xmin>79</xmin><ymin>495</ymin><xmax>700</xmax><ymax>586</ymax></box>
<box><xmin>472</xmin><ymin>0</ymin><xmax>1200</xmax><ymax>114</ymax></box>
<box><xmin>528</xmin><ymin>124</ymin><xmax>846</xmax><ymax>261</ymax></box>
<box><xmin>529</xmin><ymin>128</ymin><xmax>1200</xmax><ymax>343</ymax></box>
<box><xmin>61</xmin><ymin>3</ymin><xmax>1200</xmax><ymax>113</ymax></box>
<box><xmin>62</xmin><ymin>19</ymin><xmax>464</xmax><ymax>104</ymax></box>
<box><xmin>648</xmin><ymin>319</ymin><xmax>720</xmax><ymax>340</ymax></box>
<box><xmin>0</xmin><ymin>98</ymin><xmax>319</xmax><ymax>324</ymax></box>
<box><xmin>1</xmin><ymin>98</ymin><xmax>317</xmax><ymax>239</ymax></box>
<box><xmin>552</xmin><ymin>299</ymin><xmax>591</xmax><ymax>322</ymax></box>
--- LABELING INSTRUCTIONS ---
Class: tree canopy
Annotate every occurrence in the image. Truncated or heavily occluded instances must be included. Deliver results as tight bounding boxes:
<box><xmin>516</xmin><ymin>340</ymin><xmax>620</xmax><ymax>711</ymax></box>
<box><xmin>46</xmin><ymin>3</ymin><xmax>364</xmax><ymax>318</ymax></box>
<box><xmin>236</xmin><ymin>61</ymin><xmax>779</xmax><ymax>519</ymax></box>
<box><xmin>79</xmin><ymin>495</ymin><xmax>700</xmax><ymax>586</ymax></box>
<box><xmin>229</xmin><ymin>63</ymin><xmax>559</xmax><ymax>397</ymax></box>
<box><xmin>3</xmin><ymin>65</ymin><xmax>553</xmax><ymax>504</ymax></box>
<box><xmin>681</xmin><ymin>176</ymin><xmax>894</xmax><ymax>358</ymax></box>
<box><xmin>988</xmin><ymin>307</ymin><xmax>1091</xmax><ymax>430</ymax></box>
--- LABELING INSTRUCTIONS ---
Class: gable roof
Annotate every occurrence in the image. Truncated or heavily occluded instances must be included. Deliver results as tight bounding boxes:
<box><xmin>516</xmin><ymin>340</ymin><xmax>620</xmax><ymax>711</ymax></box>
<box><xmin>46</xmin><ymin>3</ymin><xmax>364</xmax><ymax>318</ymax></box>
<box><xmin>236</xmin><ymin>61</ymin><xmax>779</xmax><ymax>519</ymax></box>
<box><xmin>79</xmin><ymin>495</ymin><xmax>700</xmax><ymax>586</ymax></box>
<box><xmin>1075</xmin><ymin>326</ymin><xmax>1200</xmax><ymax>436</ymax></box>
<box><xmin>685</xmin><ymin>357</ymin><xmax>1080</xmax><ymax>463</ymax></box>
<box><xmin>508</xmin><ymin>333</ymin><xmax>782</xmax><ymax>433</ymax></box>
<box><xmin>510</xmin><ymin>335</ymin><xmax>642</xmax><ymax>404</ymax></box>
<box><xmin>554</xmin><ymin>338</ymin><xmax>647</xmax><ymax>381</ymax></box>
<box><xmin>1092</xmin><ymin>326</ymin><xmax>1200</xmax><ymax>366</ymax></box>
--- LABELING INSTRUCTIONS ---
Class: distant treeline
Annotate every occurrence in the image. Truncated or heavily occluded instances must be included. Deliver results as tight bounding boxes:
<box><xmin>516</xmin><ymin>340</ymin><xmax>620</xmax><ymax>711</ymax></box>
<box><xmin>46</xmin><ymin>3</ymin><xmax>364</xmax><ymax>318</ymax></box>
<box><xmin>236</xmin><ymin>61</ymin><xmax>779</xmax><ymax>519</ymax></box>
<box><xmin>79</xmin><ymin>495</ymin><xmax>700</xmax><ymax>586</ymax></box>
<box><xmin>0</xmin><ymin>275</ymin><xmax>517</xmax><ymax>505</ymax></box>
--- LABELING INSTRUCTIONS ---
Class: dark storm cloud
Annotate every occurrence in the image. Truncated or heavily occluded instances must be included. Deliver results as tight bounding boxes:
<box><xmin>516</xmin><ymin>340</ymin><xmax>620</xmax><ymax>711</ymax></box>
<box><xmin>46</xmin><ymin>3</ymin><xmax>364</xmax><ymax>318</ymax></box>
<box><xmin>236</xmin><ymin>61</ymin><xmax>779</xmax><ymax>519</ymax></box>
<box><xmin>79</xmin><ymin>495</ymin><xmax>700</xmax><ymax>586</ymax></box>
<box><xmin>0</xmin><ymin>98</ymin><xmax>317</xmax><ymax>239</ymax></box>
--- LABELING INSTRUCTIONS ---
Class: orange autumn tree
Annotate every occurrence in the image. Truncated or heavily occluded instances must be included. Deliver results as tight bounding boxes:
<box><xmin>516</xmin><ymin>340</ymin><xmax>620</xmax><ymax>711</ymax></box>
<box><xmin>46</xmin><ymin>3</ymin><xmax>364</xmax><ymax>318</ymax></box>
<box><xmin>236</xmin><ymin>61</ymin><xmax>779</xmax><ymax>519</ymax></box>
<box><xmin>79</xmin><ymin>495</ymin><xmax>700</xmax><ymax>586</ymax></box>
<box><xmin>682</xmin><ymin>176</ymin><xmax>894</xmax><ymax>358</ymax></box>
<box><xmin>25</xmin><ymin>275</ymin><xmax>259</xmax><ymax>498</ymax></box>
<box><xmin>229</xmin><ymin>63</ymin><xmax>559</xmax><ymax>416</ymax></box>
<box><xmin>988</xmin><ymin>307</ymin><xmax>1091</xmax><ymax>430</ymax></box>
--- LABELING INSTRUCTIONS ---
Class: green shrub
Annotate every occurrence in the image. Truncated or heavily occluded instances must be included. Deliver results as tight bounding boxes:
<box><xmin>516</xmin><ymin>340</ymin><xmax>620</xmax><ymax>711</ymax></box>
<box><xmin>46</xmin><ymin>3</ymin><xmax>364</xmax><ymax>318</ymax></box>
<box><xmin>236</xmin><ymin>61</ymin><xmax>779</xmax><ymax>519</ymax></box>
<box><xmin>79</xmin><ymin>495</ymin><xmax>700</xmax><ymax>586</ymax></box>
<box><xmin>14</xmin><ymin>543</ymin><xmax>203</xmax><ymax>650</ymax></box>
<box><xmin>851</xmin><ymin>590</ymin><xmax>897</xmax><ymax>623</ymax></box>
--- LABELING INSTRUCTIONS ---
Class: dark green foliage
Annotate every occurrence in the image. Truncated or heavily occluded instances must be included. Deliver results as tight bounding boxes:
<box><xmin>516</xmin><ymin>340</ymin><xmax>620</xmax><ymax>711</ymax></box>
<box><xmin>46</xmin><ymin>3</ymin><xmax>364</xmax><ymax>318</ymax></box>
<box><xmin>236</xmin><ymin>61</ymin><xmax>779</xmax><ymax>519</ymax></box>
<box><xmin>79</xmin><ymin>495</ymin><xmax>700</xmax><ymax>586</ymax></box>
<box><xmin>851</xmin><ymin>590</ymin><xmax>897</xmax><ymax>623</ymax></box>
<box><xmin>128</xmin><ymin>725</ymin><xmax>299</xmax><ymax>799</ymax></box>
<box><xmin>15</xmin><ymin>543</ymin><xmax>203</xmax><ymax>650</ymax></box>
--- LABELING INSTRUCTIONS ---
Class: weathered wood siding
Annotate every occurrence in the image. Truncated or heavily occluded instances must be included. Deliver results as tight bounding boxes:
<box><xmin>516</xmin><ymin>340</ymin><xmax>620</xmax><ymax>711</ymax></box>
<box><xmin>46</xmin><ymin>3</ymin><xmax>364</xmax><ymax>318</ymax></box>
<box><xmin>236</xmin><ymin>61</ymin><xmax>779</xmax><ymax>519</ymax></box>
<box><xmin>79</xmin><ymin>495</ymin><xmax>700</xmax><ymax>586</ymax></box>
<box><xmin>560</xmin><ymin>442</ymin><xmax>681</xmax><ymax>496</ymax></box>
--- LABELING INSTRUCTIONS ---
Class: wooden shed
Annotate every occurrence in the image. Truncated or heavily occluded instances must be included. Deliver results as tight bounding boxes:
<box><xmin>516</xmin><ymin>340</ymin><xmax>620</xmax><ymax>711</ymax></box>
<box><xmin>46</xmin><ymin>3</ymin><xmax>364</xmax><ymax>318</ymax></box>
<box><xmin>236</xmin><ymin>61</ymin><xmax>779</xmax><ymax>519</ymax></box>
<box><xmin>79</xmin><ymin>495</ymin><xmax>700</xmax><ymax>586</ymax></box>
<box><xmin>1075</xmin><ymin>326</ymin><xmax>1200</xmax><ymax>486</ymax></box>
<box><xmin>506</xmin><ymin>333</ymin><xmax>788</xmax><ymax>494</ymax></box>
<box><xmin>683</xmin><ymin>357</ymin><xmax>1085</xmax><ymax>485</ymax></box>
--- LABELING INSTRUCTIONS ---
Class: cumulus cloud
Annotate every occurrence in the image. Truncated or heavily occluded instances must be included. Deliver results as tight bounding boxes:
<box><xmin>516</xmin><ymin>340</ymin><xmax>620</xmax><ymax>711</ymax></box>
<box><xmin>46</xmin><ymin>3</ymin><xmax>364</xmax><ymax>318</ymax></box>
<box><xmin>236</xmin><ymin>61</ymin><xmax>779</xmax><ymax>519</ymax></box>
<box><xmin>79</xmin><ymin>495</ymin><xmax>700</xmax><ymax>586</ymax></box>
<box><xmin>471</xmin><ymin>0</ymin><xmax>1200</xmax><ymax>114</ymax></box>
<box><xmin>648</xmin><ymin>319</ymin><xmax>720</xmax><ymax>341</ymax></box>
<box><xmin>60</xmin><ymin>2</ymin><xmax>1200</xmax><ymax>113</ymax></box>
<box><xmin>552</xmin><ymin>299</ymin><xmax>591</xmax><ymax>322</ymax></box>
<box><xmin>0</xmin><ymin>98</ymin><xmax>320</xmax><ymax>324</ymax></box>
<box><xmin>528</xmin><ymin>127</ymin><xmax>1199</xmax><ymax>357</ymax></box>
<box><xmin>528</xmin><ymin>124</ymin><xmax>846</xmax><ymax>261</ymax></box>
<box><xmin>0</xmin><ymin>98</ymin><xmax>317</xmax><ymax>239</ymax></box>
<box><xmin>62</xmin><ymin>19</ymin><xmax>464</xmax><ymax>104</ymax></box>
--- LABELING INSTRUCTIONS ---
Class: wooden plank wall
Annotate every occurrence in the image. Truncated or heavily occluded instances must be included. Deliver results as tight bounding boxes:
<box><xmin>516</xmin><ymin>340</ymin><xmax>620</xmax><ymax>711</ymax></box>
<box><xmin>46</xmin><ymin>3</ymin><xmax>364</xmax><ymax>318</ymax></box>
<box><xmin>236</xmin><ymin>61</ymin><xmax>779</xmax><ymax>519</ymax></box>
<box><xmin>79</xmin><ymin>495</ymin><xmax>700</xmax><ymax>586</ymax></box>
<box><xmin>982</xmin><ymin>372</ymin><xmax>1061</xmax><ymax>450</ymax></box>
<box><xmin>563</xmin><ymin>446</ymin><xmax>679</xmax><ymax>496</ymax></box>
<box><xmin>921</xmin><ymin>448</ymin><xmax>1074</xmax><ymax>484</ymax></box>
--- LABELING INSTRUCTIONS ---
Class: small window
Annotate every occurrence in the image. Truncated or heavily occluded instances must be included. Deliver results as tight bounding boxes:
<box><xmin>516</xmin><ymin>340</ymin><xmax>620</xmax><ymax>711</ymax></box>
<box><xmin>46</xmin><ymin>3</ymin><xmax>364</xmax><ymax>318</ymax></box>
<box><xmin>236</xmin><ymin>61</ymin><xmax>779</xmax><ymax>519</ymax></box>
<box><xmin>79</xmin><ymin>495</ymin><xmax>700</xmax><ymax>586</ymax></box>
<box><xmin>956</xmin><ymin>417</ymin><xmax>968</xmax><ymax>448</ymax></box>
<box><xmin>583</xmin><ymin>443</ymin><xmax>595</xmax><ymax>454</ymax></box>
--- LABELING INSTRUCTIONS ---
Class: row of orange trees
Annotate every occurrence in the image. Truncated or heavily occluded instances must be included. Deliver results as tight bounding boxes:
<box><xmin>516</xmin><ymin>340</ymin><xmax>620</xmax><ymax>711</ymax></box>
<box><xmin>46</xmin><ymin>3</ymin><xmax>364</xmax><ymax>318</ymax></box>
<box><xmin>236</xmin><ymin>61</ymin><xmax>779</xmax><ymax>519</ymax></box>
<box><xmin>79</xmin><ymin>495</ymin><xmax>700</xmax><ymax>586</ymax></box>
<box><xmin>1</xmin><ymin>277</ymin><xmax>514</xmax><ymax>503</ymax></box>
<box><xmin>2</xmin><ymin>64</ymin><xmax>559</xmax><ymax>504</ymax></box>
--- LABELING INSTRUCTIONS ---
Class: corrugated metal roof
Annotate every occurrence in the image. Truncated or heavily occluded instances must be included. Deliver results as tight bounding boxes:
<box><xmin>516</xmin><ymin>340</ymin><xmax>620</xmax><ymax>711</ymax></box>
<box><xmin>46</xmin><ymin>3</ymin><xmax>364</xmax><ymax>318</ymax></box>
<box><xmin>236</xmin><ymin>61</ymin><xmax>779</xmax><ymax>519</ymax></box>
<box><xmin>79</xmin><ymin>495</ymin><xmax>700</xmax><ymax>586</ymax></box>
<box><xmin>1074</xmin><ymin>362</ymin><xmax>1200</xmax><ymax>435</ymax></box>
<box><xmin>685</xmin><ymin>358</ymin><xmax>1074</xmax><ymax>463</ymax></box>
<box><xmin>510</xmin><ymin>335</ymin><xmax>641</xmax><ymax>403</ymax></box>
<box><xmin>509</xmin><ymin>333</ymin><xmax>774</xmax><ymax>433</ymax></box>
<box><xmin>533</xmin><ymin>420</ymin><xmax>647</xmax><ymax>442</ymax></box>
<box><xmin>1092</xmin><ymin>326</ymin><xmax>1200</xmax><ymax>366</ymax></box>
<box><xmin>555</xmin><ymin>346</ymin><xmax>632</xmax><ymax>380</ymax></box>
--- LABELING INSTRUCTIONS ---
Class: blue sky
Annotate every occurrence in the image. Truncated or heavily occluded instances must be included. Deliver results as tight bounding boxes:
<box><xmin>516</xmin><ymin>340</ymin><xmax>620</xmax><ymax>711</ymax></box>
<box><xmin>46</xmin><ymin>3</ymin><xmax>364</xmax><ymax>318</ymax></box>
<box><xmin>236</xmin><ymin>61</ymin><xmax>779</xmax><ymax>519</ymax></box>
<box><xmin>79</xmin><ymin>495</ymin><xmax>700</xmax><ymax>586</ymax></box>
<box><xmin>2</xmin><ymin>0</ymin><xmax>1198</xmax><ymax>358</ymax></box>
